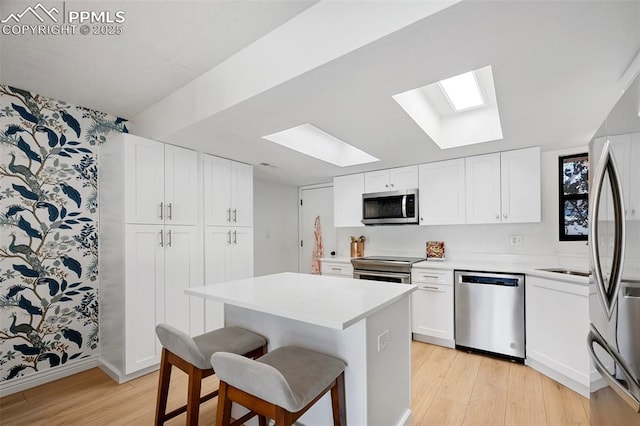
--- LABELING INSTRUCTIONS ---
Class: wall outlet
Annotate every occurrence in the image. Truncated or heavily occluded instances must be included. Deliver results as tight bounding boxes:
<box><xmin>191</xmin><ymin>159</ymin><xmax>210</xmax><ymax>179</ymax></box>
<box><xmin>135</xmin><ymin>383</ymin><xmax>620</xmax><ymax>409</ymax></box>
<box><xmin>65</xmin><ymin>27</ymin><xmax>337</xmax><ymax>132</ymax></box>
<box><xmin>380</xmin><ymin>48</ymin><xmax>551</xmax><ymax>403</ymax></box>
<box><xmin>510</xmin><ymin>235</ymin><xmax>523</xmax><ymax>246</ymax></box>
<box><xmin>378</xmin><ymin>330</ymin><xmax>390</xmax><ymax>352</ymax></box>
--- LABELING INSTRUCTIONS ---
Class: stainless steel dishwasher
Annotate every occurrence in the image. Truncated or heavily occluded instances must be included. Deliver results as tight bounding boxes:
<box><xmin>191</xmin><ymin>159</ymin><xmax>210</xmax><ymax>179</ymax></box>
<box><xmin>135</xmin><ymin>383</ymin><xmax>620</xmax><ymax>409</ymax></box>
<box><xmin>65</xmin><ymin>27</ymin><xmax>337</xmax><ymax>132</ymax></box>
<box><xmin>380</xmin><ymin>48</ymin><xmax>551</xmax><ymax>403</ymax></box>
<box><xmin>454</xmin><ymin>270</ymin><xmax>525</xmax><ymax>361</ymax></box>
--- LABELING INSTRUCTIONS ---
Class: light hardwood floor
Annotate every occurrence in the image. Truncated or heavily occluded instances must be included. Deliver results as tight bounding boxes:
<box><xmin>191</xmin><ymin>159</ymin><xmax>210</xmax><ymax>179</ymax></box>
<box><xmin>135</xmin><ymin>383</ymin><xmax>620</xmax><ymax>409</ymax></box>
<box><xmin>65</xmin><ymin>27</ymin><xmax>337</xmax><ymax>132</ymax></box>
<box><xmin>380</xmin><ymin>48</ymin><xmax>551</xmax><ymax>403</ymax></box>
<box><xmin>1</xmin><ymin>341</ymin><xmax>589</xmax><ymax>425</ymax></box>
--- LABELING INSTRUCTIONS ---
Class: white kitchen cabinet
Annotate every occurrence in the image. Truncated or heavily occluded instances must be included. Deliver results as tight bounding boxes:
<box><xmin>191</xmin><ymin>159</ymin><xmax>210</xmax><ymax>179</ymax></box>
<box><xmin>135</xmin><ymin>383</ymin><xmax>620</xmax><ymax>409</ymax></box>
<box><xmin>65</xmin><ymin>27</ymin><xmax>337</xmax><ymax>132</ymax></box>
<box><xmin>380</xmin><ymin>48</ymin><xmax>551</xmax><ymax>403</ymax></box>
<box><xmin>411</xmin><ymin>268</ymin><xmax>454</xmax><ymax>348</ymax></box>
<box><xmin>203</xmin><ymin>154</ymin><xmax>253</xmax><ymax>227</ymax></box>
<box><xmin>333</xmin><ymin>173</ymin><xmax>365</xmax><ymax>227</ymax></box>
<box><xmin>364</xmin><ymin>165</ymin><xmax>418</xmax><ymax>193</ymax></box>
<box><xmin>123</xmin><ymin>134</ymin><xmax>198</xmax><ymax>225</ymax></box>
<box><xmin>466</xmin><ymin>147</ymin><xmax>540</xmax><ymax>224</ymax></box>
<box><xmin>321</xmin><ymin>259</ymin><xmax>354</xmax><ymax>277</ymax></box>
<box><xmin>418</xmin><ymin>159</ymin><xmax>466</xmax><ymax>225</ymax></box>
<box><xmin>203</xmin><ymin>227</ymin><xmax>254</xmax><ymax>331</ymax></box>
<box><xmin>99</xmin><ymin>133</ymin><xmax>204</xmax><ymax>383</ymax></box>
<box><xmin>526</xmin><ymin>276</ymin><xmax>590</xmax><ymax>397</ymax></box>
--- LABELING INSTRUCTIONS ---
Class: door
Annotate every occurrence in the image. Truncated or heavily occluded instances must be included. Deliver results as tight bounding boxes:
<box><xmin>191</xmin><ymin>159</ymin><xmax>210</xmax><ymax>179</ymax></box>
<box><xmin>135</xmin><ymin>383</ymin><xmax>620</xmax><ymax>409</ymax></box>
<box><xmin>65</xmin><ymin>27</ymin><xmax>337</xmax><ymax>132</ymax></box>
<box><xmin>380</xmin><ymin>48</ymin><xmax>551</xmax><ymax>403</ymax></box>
<box><xmin>389</xmin><ymin>165</ymin><xmax>418</xmax><ymax>191</ymax></box>
<box><xmin>465</xmin><ymin>153</ymin><xmax>501</xmax><ymax>224</ymax></box>
<box><xmin>231</xmin><ymin>162</ymin><xmax>254</xmax><ymax>226</ymax></box>
<box><xmin>164</xmin><ymin>225</ymin><xmax>203</xmax><ymax>337</ymax></box>
<box><xmin>203</xmin><ymin>226</ymin><xmax>232</xmax><ymax>331</ymax></box>
<box><xmin>124</xmin><ymin>224</ymin><xmax>164</xmax><ymax>374</ymax></box>
<box><xmin>500</xmin><ymin>147</ymin><xmax>541</xmax><ymax>223</ymax></box>
<box><xmin>419</xmin><ymin>159</ymin><xmax>466</xmax><ymax>225</ymax></box>
<box><xmin>412</xmin><ymin>284</ymin><xmax>453</xmax><ymax>340</ymax></box>
<box><xmin>203</xmin><ymin>155</ymin><xmax>232</xmax><ymax>226</ymax></box>
<box><xmin>230</xmin><ymin>227</ymin><xmax>254</xmax><ymax>280</ymax></box>
<box><xmin>124</xmin><ymin>136</ymin><xmax>164</xmax><ymax>225</ymax></box>
<box><xmin>299</xmin><ymin>185</ymin><xmax>336</xmax><ymax>274</ymax></box>
<box><xmin>164</xmin><ymin>145</ymin><xmax>199</xmax><ymax>226</ymax></box>
<box><xmin>364</xmin><ymin>169</ymin><xmax>389</xmax><ymax>193</ymax></box>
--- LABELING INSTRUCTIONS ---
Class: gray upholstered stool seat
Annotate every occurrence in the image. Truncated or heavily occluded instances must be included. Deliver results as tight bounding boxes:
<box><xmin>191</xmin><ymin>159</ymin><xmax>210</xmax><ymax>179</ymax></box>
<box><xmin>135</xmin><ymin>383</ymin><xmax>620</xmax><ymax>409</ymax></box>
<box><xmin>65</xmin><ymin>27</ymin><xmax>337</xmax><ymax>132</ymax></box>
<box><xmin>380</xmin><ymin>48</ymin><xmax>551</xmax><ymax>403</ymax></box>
<box><xmin>154</xmin><ymin>324</ymin><xmax>267</xmax><ymax>426</ymax></box>
<box><xmin>212</xmin><ymin>346</ymin><xmax>347</xmax><ymax>426</ymax></box>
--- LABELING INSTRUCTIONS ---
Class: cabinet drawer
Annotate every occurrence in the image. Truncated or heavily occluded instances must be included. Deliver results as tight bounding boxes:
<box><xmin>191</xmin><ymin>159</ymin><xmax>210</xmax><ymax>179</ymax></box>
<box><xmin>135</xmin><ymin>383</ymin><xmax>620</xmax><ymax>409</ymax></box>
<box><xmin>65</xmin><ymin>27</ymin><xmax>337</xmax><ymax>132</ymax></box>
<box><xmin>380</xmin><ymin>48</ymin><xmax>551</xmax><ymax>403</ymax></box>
<box><xmin>412</xmin><ymin>269</ymin><xmax>452</xmax><ymax>285</ymax></box>
<box><xmin>322</xmin><ymin>261</ymin><xmax>353</xmax><ymax>277</ymax></box>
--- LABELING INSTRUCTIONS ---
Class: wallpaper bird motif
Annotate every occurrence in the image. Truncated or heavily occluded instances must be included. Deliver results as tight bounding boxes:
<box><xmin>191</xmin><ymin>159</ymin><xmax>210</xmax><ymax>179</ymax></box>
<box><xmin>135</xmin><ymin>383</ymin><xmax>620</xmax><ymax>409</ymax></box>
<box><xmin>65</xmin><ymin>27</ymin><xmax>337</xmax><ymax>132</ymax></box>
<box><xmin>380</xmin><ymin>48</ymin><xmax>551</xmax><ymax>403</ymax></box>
<box><xmin>0</xmin><ymin>85</ymin><xmax>127</xmax><ymax>382</ymax></box>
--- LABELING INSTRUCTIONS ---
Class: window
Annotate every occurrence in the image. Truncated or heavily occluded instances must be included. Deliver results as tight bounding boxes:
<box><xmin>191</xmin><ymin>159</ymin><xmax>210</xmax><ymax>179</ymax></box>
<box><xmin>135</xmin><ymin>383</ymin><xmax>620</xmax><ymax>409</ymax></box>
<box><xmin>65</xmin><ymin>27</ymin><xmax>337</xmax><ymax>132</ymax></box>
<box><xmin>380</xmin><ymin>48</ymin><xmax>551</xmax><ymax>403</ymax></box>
<box><xmin>559</xmin><ymin>153</ymin><xmax>589</xmax><ymax>241</ymax></box>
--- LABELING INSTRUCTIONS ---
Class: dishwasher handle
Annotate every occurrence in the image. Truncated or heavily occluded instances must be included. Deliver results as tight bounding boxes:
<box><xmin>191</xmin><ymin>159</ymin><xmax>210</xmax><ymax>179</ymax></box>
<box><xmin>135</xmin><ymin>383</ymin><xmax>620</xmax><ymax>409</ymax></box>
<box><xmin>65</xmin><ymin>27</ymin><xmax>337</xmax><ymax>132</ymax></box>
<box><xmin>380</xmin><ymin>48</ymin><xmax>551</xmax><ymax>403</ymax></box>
<box><xmin>455</xmin><ymin>271</ymin><xmax>524</xmax><ymax>287</ymax></box>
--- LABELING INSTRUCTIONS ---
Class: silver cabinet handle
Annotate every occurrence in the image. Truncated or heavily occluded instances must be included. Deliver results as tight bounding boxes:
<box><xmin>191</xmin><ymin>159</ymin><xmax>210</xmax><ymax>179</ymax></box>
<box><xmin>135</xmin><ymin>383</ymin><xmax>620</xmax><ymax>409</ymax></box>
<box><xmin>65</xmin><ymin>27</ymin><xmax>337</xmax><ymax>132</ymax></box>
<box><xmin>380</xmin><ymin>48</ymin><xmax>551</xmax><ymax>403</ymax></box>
<box><xmin>232</xmin><ymin>209</ymin><xmax>237</xmax><ymax>223</ymax></box>
<box><xmin>494</xmin><ymin>214</ymin><xmax>500</xmax><ymax>219</ymax></box>
<box><xmin>331</xmin><ymin>267</ymin><xmax>342</xmax><ymax>271</ymax></box>
<box><xmin>503</xmin><ymin>213</ymin><xmax>508</xmax><ymax>219</ymax></box>
<box><xmin>419</xmin><ymin>285</ymin><xmax>441</xmax><ymax>291</ymax></box>
<box><xmin>160</xmin><ymin>202</ymin><xmax>164</xmax><ymax>220</ymax></box>
<box><xmin>385</xmin><ymin>184</ymin><xmax>389</xmax><ymax>188</ymax></box>
<box><xmin>390</xmin><ymin>183</ymin><xmax>394</xmax><ymax>187</ymax></box>
<box><xmin>227</xmin><ymin>230</ymin><xmax>231</xmax><ymax>245</ymax></box>
<box><xmin>233</xmin><ymin>230</ymin><xmax>237</xmax><ymax>244</ymax></box>
<box><xmin>168</xmin><ymin>203</ymin><xmax>172</xmax><ymax>220</ymax></box>
<box><xmin>159</xmin><ymin>229</ymin><xmax>164</xmax><ymax>247</ymax></box>
<box><xmin>227</xmin><ymin>208</ymin><xmax>231</xmax><ymax>223</ymax></box>
<box><xmin>422</xmin><ymin>275</ymin><xmax>439</xmax><ymax>279</ymax></box>
<box><xmin>167</xmin><ymin>229</ymin><xmax>172</xmax><ymax>247</ymax></box>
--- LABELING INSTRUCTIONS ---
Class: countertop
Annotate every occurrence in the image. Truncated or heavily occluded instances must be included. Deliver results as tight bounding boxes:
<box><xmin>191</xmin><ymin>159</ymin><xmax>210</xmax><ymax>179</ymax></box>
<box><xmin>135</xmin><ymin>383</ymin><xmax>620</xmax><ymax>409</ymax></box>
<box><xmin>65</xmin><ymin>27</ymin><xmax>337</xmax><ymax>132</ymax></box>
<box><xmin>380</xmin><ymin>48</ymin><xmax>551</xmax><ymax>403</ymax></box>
<box><xmin>186</xmin><ymin>272</ymin><xmax>416</xmax><ymax>330</ymax></box>
<box><xmin>321</xmin><ymin>257</ymin><xmax>590</xmax><ymax>285</ymax></box>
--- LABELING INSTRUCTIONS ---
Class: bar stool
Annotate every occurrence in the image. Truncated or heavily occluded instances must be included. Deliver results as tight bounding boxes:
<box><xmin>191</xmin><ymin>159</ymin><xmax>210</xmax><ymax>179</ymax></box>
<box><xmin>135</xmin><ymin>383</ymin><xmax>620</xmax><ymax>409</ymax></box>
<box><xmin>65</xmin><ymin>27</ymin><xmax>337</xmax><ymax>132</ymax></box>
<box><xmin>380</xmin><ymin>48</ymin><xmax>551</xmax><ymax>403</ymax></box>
<box><xmin>211</xmin><ymin>346</ymin><xmax>346</xmax><ymax>426</ymax></box>
<box><xmin>154</xmin><ymin>324</ymin><xmax>267</xmax><ymax>425</ymax></box>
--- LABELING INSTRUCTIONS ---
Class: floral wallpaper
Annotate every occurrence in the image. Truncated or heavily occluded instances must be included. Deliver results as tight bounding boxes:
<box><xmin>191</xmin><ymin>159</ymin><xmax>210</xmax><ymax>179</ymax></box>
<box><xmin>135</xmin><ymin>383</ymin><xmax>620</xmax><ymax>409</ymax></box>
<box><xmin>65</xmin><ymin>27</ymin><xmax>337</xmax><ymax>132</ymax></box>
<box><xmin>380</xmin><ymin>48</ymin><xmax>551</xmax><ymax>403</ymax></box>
<box><xmin>0</xmin><ymin>85</ymin><xmax>127</xmax><ymax>382</ymax></box>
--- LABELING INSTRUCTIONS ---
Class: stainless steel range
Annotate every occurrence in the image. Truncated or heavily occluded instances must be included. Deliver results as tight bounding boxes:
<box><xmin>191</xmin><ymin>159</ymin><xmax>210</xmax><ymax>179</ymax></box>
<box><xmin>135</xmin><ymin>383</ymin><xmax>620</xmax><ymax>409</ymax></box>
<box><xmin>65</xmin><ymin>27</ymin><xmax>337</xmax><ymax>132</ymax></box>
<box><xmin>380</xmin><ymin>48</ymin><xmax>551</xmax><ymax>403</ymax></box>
<box><xmin>351</xmin><ymin>256</ymin><xmax>425</xmax><ymax>283</ymax></box>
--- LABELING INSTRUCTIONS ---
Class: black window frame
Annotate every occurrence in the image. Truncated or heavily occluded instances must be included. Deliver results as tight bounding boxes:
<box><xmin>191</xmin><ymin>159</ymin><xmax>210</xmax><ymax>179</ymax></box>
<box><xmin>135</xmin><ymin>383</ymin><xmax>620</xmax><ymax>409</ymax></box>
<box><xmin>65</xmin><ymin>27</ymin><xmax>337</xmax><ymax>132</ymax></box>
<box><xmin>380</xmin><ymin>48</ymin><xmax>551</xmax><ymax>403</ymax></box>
<box><xmin>558</xmin><ymin>153</ymin><xmax>589</xmax><ymax>241</ymax></box>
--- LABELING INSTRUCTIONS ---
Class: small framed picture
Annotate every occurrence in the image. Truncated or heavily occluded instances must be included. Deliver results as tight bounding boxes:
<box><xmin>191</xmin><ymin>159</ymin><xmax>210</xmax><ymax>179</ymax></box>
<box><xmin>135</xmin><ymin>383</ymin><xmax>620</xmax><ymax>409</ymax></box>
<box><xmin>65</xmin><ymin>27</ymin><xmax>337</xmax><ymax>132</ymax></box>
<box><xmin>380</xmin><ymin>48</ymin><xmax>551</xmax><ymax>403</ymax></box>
<box><xmin>426</xmin><ymin>241</ymin><xmax>445</xmax><ymax>261</ymax></box>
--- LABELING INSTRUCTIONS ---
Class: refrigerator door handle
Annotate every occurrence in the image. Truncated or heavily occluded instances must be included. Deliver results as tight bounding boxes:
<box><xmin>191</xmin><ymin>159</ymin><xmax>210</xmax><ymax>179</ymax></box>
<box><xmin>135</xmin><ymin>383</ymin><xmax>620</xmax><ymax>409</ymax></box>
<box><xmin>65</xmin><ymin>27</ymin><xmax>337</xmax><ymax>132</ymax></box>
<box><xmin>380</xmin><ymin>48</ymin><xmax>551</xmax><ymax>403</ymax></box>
<box><xmin>588</xmin><ymin>324</ymin><xmax>640</xmax><ymax>413</ymax></box>
<box><xmin>589</xmin><ymin>139</ymin><xmax>626</xmax><ymax>318</ymax></box>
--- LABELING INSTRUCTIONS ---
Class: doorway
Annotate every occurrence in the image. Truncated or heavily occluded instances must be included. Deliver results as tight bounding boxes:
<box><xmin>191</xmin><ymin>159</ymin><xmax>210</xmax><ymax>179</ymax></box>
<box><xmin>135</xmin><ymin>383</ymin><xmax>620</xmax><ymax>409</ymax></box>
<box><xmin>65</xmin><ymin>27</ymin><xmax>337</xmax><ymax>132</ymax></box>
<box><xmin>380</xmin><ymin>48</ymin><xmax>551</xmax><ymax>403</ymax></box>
<box><xmin>298</xmin><ymin>184</ymin><xmax>336</xmax><ymax>274</ymax></box>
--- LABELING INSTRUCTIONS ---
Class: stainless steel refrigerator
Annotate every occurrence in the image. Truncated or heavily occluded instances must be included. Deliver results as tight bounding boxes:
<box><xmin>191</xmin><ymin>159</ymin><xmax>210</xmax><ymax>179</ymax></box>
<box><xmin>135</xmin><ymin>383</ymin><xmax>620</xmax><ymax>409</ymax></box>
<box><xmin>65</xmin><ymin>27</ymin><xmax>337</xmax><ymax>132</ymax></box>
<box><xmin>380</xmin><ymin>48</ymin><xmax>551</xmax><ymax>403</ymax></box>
<box><xmin>588</xmin><ymin>71</ymin><xmax>640</xmax><ymax>424</ymax></box>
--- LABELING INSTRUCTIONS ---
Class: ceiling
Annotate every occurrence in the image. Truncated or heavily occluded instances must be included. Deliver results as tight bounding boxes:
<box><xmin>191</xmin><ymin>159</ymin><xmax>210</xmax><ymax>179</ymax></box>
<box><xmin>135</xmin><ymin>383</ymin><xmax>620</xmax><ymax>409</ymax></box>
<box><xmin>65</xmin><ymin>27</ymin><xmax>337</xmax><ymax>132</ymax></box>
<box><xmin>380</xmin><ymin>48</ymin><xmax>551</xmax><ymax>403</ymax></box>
<box><xmin>2</xmin><ymin>1</ymin><xmax>639</xmax><ymax>186</ymax></box>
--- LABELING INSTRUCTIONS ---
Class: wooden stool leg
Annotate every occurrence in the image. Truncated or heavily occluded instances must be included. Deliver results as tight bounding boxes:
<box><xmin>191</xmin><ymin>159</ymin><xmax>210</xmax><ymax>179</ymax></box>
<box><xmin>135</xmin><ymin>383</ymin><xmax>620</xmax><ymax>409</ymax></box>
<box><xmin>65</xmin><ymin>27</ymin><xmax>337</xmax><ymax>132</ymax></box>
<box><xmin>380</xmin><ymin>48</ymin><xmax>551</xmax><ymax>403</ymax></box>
<box><xmin>216</xmin><ymin>381</ymin><xmax>233</xmax><ymax>426</ymax></box>
<box><xmin>259</xmin><ymin>416</ymin><xmax>268</xmax><ymax>426</ymax></box>
<box><xmin>275</xmin><ymin>407</ymin><xmax>294</xmax><ymax>426</ymax></box>
<box><xmin>331</xmin><ymin>372</ymin><xmax>346</xmax><ymax>426</ymax></box>
<box><xmin>186</xmin><ymin>366</ymin><xmax>204</xmax><ymax>426</ymax></box>
<box><xmin>155</xmin><ymin>348</ymin><xmax>173</xmax><ymax>425</ymax></box>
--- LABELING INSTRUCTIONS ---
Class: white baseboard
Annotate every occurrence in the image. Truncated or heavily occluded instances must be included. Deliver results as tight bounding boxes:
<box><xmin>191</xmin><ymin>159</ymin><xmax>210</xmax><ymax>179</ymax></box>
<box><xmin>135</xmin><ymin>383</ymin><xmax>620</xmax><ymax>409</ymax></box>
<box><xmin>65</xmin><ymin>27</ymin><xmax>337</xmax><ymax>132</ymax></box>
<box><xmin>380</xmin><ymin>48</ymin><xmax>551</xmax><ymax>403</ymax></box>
<box><xmin>0</xmin><ymin>356</ymin><xmax>98</xmax><ymax>398</ymax></box>
<box><xmin>98</xmin><ymin>358</ymin><xmax>159</xmax><ymax>384</ymax></box>
<box><xmin>412</xmin><ymin>334</ymin><xmax>455</xmax><ymax>349</ymax></box>
<box><xmin>397</xmin><ymin>409</ymin><xmax>412</xmax><ymax>426</ymax></box>
<box><xmin>526</xmin><ymin>357</ymin><xmax>590</xmax><ymax>398</ymax></box>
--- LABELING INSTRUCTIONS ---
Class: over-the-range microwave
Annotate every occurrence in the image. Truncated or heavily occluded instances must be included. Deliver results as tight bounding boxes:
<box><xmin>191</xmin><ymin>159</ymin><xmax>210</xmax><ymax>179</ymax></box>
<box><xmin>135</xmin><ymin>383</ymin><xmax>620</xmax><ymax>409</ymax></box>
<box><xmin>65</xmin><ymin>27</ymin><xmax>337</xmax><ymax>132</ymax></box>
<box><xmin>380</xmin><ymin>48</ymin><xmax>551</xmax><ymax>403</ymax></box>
<box><xmin>361</xmin><ymin>189</ymin><xmax>419</xmax><ymax>225</ymax></box>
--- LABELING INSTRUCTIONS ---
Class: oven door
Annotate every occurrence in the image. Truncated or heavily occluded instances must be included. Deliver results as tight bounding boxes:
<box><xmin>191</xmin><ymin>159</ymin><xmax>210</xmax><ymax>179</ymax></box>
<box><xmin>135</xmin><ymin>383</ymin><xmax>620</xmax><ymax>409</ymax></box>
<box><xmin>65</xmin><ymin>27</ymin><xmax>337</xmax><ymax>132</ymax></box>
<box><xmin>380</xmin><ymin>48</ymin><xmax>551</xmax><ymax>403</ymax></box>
<box><xmin>353</xmin><ymin>270</ymin><xmax>411</xmax><ymax>283</ymax></box>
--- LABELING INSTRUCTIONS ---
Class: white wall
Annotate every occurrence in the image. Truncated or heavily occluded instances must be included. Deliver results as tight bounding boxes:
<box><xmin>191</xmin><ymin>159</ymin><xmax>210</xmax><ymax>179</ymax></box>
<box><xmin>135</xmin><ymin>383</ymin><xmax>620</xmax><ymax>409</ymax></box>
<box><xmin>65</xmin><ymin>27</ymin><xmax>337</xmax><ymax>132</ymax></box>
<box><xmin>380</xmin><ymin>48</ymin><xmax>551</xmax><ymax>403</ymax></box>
<box><xmin>253</xmin><ymin>178</ymin><xmax>299</xmax><ymax>276</ymax></box>
<box><xmin>335</xmin><ymin>147</ymin><xmax>590</xmax><ymax>267</ymax></box>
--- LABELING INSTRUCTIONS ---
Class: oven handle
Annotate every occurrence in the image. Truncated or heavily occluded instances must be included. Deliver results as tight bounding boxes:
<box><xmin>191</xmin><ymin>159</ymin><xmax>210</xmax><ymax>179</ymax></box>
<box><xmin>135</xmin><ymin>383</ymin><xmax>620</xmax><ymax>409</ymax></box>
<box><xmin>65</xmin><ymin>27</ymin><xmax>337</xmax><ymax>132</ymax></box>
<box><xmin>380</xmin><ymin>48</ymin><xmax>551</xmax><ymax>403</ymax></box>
<box><xmin>354</xmin><ymin>270</ymin><xmax>411</xmax><ymax>283</ymax></box>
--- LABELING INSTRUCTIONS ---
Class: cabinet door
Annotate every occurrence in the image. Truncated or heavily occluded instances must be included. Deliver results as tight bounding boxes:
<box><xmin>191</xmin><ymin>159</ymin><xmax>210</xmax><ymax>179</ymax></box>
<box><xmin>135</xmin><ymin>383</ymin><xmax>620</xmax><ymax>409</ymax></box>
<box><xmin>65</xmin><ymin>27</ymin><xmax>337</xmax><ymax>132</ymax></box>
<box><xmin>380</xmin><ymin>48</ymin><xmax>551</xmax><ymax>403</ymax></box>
<box><xmin>231</xmin><ymin>162</ymin><xmax>254</xmax><ymax>227</ymax></box>
<box><xmin>419</xmin><ymin>159</ymin><xmax>465</xmax><ymax>225</ymax></box>
<box><xmin>164</xmin><ymin>226</ymin><xmax>203</xmax><ymax>337</ymax></box>
<box><xmin>333</xmin><ymin>174</ymin><xmax>365</xmax><ymax>227</ymax></box>
<box><xmin>124</xmin><ymin>224</ymin><xmax>164</xmax><ymax>374</ymax></box>
<box><xmin>526</xmin><ymin>277</ymin><xmax>590</xmax><ymax>386</ymax></box>
<box><xmin>203</xmin><ymin>227</ymin><xmax>232</xmax><ymax>331</ymax></box>
<box><xmin>465</xmin><ymin>153</ymin><xmax>501</xmax><ymax>224</ymax></box>
<box><xmin>230</xmin><ymin>227</ymin><xmax>254</xmax><ymax>280</ymax></box>
<box><xmin>389</xmin><ymin>165</ymin><xmax>418</xmax><ymax>191</ymax></box>
<box><xmin>164</xmin><ymin>145</ymin><xmax>199</xmax><ymax>226</ymax></box>
<box><xmin>124</xmin><ymin>136</ymin><xmax>164</xmax><ymax>224</ymax></box>
<box><xmin>364</xmin><ymin>170</ymin><xmax>390</xmax><ymax>193</ymax></box>
<box><xmin>203</xmin><ymin>155</ymin><xmax>232</xmax><ymax>226</ymax></box>
<box><xmin>501</xmin><ymin>147</ymin><xmax>541</xmax><ymax>223</ymax></box>
<box><xmin>411</xmin><ymin>284</ymin><xmax>453</xmax><ymax>341</ymax></box>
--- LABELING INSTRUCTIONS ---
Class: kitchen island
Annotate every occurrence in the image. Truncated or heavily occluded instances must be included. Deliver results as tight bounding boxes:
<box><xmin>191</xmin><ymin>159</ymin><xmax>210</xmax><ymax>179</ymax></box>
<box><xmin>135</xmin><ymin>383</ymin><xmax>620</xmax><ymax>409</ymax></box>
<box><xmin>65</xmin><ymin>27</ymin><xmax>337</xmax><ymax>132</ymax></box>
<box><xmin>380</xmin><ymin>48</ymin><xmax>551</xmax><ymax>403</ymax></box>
<box><xmin>186</xmin><ymin>272</ymin><xmax>416</xmax><ymax>426</ymax></box>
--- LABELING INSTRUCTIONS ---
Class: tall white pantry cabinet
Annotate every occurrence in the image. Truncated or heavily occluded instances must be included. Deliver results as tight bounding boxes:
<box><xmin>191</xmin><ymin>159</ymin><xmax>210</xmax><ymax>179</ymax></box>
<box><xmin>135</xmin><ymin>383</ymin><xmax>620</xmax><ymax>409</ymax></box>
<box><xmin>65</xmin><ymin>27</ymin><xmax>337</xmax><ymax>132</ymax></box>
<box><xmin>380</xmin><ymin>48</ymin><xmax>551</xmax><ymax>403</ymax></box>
<box><xmin>99</xmin><ymin>134</ymin><xmax>254</xmax><ymax>382</ymax></box>
<box><xmin>202</xmin><ymin>154</ymin><xmax>254</xmax><ymax>332</ymax></box>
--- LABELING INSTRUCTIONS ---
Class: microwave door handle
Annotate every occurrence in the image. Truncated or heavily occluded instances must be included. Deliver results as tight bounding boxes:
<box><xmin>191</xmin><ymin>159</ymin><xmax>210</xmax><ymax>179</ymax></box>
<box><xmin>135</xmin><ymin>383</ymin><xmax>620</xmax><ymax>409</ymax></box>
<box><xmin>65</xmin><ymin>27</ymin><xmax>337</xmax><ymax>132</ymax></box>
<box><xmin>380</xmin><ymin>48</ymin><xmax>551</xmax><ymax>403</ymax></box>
<box><xmin>402</xmin><ymin>195</ymin><xmax>407</xmax><ymax>218</ymax></box>
<box><xmin>587</xmin><ymin>325</ymin><xmax>640</xmax><ymax>412</ymax></box>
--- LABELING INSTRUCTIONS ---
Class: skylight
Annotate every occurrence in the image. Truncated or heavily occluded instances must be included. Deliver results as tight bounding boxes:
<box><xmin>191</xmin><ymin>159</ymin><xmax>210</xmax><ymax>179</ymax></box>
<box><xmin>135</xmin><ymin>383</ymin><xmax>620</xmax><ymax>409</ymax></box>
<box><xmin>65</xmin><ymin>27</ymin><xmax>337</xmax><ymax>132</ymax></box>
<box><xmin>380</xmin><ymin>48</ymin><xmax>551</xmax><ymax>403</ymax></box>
<box><xmin>262</xmin><ymin>123</ymin><xmax>379</xmax><ymax>167</ymax></box>
<box><xmin>392</xmin><ymin>65</ymin><xmax>503</xmax><ymax>149</ymax></box>
<box><xmin>438</xmin><ymin>71</ymin><xmax>484</xmax><ymax>111</ymax></box>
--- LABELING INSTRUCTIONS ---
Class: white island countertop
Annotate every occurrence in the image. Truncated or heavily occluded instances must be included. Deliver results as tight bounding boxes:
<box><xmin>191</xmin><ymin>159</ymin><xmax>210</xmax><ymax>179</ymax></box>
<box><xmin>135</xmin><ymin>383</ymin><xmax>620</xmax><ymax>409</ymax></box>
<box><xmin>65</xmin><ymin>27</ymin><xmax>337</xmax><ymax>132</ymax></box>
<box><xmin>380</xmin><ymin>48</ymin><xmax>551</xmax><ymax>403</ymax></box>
<box><xmin>186</xmin><ymin>272</ymin><xmax>416</xmax><ymax>330</ymax></box>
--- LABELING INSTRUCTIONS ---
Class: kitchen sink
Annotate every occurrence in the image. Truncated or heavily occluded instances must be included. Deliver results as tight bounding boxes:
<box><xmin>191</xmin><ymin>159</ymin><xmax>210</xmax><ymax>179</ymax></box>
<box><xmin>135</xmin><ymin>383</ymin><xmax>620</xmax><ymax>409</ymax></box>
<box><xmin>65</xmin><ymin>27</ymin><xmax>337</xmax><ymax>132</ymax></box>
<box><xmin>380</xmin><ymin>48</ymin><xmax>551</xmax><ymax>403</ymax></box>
<box><xmin>536</xmin><ymin>268</ymin><xmax>590</xmax><ymax>277</ymax></box>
